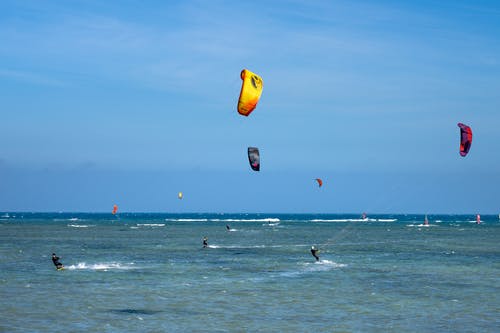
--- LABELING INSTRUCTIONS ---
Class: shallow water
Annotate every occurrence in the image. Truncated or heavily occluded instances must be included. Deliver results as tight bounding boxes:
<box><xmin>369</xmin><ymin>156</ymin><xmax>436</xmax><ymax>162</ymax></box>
<box><xmin>1</xmin><ymin>213</ymin><xmax>498</xmax><ymax>332</ymax></box>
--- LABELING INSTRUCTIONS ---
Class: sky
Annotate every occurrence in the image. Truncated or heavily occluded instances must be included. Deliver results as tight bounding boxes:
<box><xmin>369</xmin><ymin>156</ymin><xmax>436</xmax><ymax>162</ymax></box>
<box><xmin>1</xmin><ymin>0</ymin><xmax>499</xmax><ymax>213</ymax></box>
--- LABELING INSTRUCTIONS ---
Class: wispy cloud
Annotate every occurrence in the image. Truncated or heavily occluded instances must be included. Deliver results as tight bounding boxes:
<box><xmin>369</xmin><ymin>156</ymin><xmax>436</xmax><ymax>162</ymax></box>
<box><xmin>1</xmin><ymin>1</ymin><xmax>498</xmax><ymax>106</ymax></box>
<box><xmin>0</xmin><ymin>68</ymin><xmax>66</xmax><ymax>86</ymax></box>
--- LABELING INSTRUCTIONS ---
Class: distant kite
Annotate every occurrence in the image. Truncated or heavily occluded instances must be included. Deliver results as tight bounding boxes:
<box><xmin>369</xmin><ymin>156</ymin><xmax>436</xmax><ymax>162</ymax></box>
<box><xmin>248</xmin><ymin>147</ymin><xmax>260</xmax><ymax>171</ymax></box>
<box><xmin>315</xmin><ymin>178</ymin><xmax>323</xmax><ymax>187</ymax></box>
<box><xmin>237</xmin><ymin>69</ymin><xmax>263</xmax><ymax>116</ymax></box>
<box><xmin>178</xmin><ymin>192</ymin><xmax>183</xmax><ymax>200</ymax></box>
<box><xmin>457</xmin><ymin>123</ymin><xmax>472</xmax><ymax>157</ymax></box>
<box><xmin>112</xmin><ymin>204</ymin><xmax>118</xmax><ymax>215</ymax></box>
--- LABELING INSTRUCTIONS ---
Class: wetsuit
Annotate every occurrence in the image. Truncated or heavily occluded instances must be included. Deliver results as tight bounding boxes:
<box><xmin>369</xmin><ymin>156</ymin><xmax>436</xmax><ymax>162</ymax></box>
<box><xmin>311</xmin><ymin>249</ymin><xmax>319</xmax><ymax>261</ymax></box>
<box><xmin>203</xmin><ymin>238</ymin><xmax>208</xmax><ymax>248</ymax></box>
<box><xmin>52</xmin><ymin>255</ymin><xmax>63</xmax><ymax>269</ymax></box>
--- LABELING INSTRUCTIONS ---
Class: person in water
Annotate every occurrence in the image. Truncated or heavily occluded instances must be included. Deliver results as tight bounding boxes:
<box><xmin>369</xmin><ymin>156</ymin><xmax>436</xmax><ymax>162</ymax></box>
<box><xmin>226</xmin><ymin>225</ymin><xmax>230</xmax><ymax>231</ymax></box>
<box><xmin>203</xmin><ymin>237</ymin><xmax>208</xmax><ymax>248</ymax></box>
<box><xmin>310</xmin><ymin>246</ymin><xmax>320</xmax><ymax>261</ymax></box>
<box><xmin>51</xmin><ymin>253</ymin><xmax>63</xmax><ymax>270</ymax></box>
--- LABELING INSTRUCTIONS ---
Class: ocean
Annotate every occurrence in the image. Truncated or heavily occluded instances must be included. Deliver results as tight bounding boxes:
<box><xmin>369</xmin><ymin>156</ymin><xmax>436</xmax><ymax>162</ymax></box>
<box><xmin>0</xmin><ymin>213</ymin><xmax>498</xmax><ymax>332</ymax></box>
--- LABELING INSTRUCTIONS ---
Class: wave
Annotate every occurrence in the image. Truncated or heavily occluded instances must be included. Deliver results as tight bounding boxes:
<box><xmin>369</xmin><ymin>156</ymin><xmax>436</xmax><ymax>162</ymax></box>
<box><xmin>277</xmin><ymin>260</ymin><xmax>346</xmax><ymax>278</ymax></box>
<box><xmin>213</xmin><ymin>218</ymin><xmax>280</xmax><ymax>223</ymax></box>
<box><xmin>67</xmin><ymin>224</ymin><xmax>94</xmax><ymax>228</ymax></box>
<box><xmin>311</xmin><ymin>218</ymin><xmax>397</xmax><ymax>222</ymax></box>
<box><xmin>163</xmin><ymin>218</ymin><xmax>281</xmax><ymax>223</ymax></box>
<box><xmin>263</xmin><ymin>222</ymin><xmax>280</xmax><ymax>226</ymax></box>
<box><xmin>302</xmin><ymin>260</ymin><xmax>347</xmax><ymax>273</ymax></box>
<box><xmin>313</xmin><ymin>259</ymin><xmax>346</xmax><ymax>267</ymax></box>
<box><xmin>66</xmin><ymin>262</ymin><xmax>138</xmax><ymax>271</ymax></box>
<box><xmin>165</xmin><ymin>218</ymin><xmax>208</xmax><ymax>222</ymax></box>
<box><xmin>406</xmin><ymin>224</ymin><xmax>437</xmax><ymax>227</ymax></box>
<box><xmin>311</xmin><ymin>218</ymin><xmax>378</xmax><ymax>222</ymax></box>
<box><xmin>137</xmin><ymin>223</ymin><xmax>165</xmax><ymax>227</ymax></box>
<box><xmin>205</xmin><ymin>244</ymin><xmax>307</xmax><ymax>249</ymax></box>
<box><xmin>55</xmin><ymin>218</ymin><xmax>86</xmax><ymax>222</ymax></box>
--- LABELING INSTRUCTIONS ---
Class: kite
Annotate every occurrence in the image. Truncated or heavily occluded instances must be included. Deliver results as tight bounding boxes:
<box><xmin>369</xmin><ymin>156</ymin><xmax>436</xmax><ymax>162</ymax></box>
<box><xmin>237</xmin><ymin>69</ymin><xmax>263</xmax><ymax>116</ymax></box>
<box><xmin>178</xmin><ymin>192</ymin><xmax>183</xmax><ymax>200</ymax></box>
<box><xmin>248</xmin><ymin>147</ymin><xmax>260</xmax><ymax>171</ymax></box>
<box><xmin>457</xmin><ymin>123</ymin><xmax>472</xmax><ymax>157</ymax></box>
<box><xmin>112</xmin><ymin>204</ymin><xmax>118</xmax><ymax>215</ymax></box>
<box><xmin>315</xmin><ymin>178</ymin><xmax>323</xmax><ymax>187</ymax></box>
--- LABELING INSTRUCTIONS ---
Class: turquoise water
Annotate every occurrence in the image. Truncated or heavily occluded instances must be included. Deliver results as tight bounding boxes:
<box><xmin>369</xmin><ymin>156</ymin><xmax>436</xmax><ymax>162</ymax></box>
<box><xmin>0</xmin><ymin>213</ymin><xmax>499</xmax><ymax>332</ymax></box>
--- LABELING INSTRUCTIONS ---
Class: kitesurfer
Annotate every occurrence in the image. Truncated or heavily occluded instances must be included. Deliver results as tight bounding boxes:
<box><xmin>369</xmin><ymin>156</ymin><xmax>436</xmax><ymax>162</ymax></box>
<box><xmin>226</xmin><ymin>225</ymin><xmax>230</xmax><ymax>231</ymax></box>
<box><xmin>310</xmin><ymin>246</ymin><xmax>320</xmax><ymax>261</ymax></box>
<box><xmin>51</xmin><ymin>253</ymin><xmax>63</xmax><ymax>270</ymax></box>
<box><xmin>203</xmin><ymin>237</ymin><xmax>208</xmax><ymax>248</ymax></box>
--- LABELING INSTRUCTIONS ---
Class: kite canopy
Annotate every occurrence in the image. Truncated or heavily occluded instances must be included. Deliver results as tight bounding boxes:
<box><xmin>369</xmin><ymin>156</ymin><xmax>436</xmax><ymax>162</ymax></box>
<box><xmin>248</xmin><ymin>147</ymin><xmax>260</xmax><ymax>171</ymax></box>
<box><xmin>112</xmin><ymin>204</ymin><xmax>118</xmax><ymax>215</ymax></box>
<box><xmin>315</xmin><ymin>178</ymin><xmax>323</xmax><ymax>187</ymax></box>
<box><xmin>178</xmin><ymin>192</ymin><xmax>183</xmax><ymax>200</ymax></box>
<box><xmin>457</xmin><ymin>123</ymin><xmax>472</xmax><ymax>157</ymax></box>
<box><xmin>237</xmin><ymin>69</ymin><xmax>263</xmax><ymax>116</ymax></box>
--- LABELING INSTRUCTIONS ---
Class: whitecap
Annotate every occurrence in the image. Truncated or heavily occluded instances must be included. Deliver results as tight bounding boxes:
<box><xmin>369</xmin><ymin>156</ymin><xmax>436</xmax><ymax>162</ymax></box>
<box><xmin>310</xmin><ymin>218</ymin><xmax>379</xmax><ymax>222</ymax></box>
<box><xmin>310</xmin><ymin>259</ymin><xmax>347</xmax><ymax>269</ymax></box>
<box><xmin>66</xmin><ymin>262</ymin><xmax>137</xmax><ymax>271</ymax></box>
<box><xmin>165</xmin><ymin>218</ymin><xmax>208</xmax><ymax>222</ymax></box>
<box><xmin>136</xmin><ymin>224</ymin><xmax>165</xmax><ymax>227</ymax></box>
<box><xmin>214</xmin><ymin>218</ymin><xmax>280</xmax><ymax>223</ymax></box>
<box><xmin>407</xmin><ymin>224</ymin><xmax>436</xmax><ymax>227</ymax></box>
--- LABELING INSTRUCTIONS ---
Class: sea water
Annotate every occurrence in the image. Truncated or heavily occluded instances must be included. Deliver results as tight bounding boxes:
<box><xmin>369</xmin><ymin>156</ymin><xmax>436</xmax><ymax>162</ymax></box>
<box><xmin>0</xmin><ymin>213</ymin><xmax>498</xmax><ymax>332</ymax></box>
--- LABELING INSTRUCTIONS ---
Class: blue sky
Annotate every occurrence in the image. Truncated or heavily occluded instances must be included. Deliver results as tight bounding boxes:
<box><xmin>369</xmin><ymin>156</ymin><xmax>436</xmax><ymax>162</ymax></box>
<box><xmin>1</xmin><ymin>0</ymin><xmax>499</xmax><ymax>213</ymax></box>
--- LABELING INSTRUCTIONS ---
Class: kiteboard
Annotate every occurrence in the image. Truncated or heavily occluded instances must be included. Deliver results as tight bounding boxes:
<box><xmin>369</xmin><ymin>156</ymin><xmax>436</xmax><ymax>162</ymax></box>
<box><xmin>56</xmin><ymin>266</ymin><xmax>65</xmax><ymax>271</ymax></box>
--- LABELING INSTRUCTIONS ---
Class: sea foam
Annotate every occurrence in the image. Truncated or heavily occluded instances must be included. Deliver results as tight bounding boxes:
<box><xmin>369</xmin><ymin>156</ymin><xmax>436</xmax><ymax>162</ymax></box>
<box><xmin>66</xmin><ymin>262</ymin><xmax>137</xmax><ymax>271</ymax></box>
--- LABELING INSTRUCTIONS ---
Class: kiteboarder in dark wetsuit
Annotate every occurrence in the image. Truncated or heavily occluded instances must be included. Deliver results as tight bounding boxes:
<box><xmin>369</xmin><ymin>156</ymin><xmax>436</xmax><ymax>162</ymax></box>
<box><xmin>226</xmin><ymin>225</ymin><xmax>231</xmax><ymax>231</ymax></box>
<box><xmin>203</xmin><ymin>237</ymin><xmax>208</xmax><ymax>248</ymax></box>
<box><xmin>310</xmin><ymin>246</ymin><xmax>320</xmax><ymax>261</ymax></box>
<box><xmin>52</xmin><ymin>253</ymin><xmax>63</xmax><ymax>270</ymax></box>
